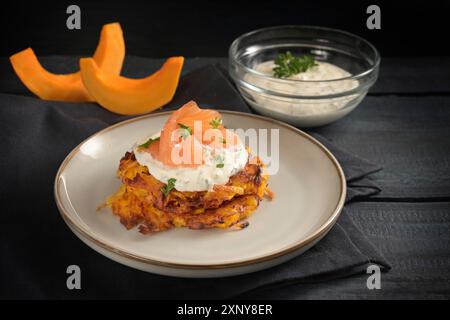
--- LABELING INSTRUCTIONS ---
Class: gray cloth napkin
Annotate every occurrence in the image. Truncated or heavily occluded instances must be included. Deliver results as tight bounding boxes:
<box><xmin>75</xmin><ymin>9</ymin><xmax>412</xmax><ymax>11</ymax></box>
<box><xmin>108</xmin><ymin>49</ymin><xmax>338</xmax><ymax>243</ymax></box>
<box><xmin>0</xmin><ymin>62</ymin><xmax>389</xmax><ymax>299</ymax></box>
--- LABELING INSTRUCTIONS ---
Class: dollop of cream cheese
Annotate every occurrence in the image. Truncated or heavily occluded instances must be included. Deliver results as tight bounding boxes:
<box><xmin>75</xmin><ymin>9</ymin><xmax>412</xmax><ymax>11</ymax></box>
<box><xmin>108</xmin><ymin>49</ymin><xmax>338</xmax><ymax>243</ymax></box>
<box><xmin>133</xmin><ymin>132</ymin><xmax>249</xmax><ymax>192</ymax></box>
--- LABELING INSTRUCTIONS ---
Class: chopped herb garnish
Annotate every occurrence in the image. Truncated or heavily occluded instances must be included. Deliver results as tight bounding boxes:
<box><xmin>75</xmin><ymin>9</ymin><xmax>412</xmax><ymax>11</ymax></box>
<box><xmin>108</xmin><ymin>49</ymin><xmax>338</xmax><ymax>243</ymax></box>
<box><xmin>178</xmin><ymin>123</ymin><xmax>192</xmax><ymax>134</ymax></box>
<box><xmin>138</xmin><ymin>136</ymin><xmax>160</xmax><ymax>148</ymax></box>
<box><xmin>219</xmin><ymin>137</ymin><xmax>226</xmax><ymax>144</ymax></box>
<box><xmin>273</xmin><ymin>51</ymin><xmax>318</xmax><ymax>78</ymax></box>
<box><xmin>177</xmin><ymin>123</ymin><xmax>193</xmax><ymax>140</ymax></box>
<box><xmin>210</xmin><ymin>117</ymin><xmax>222</xmax><ymax>129</ymax></box>
<box><xmin>216</xmin><ymin>163</ymin><xmax>224</xmax><ymax>168</ymax></box>
<box><xmin>161</xmin><ymin>178</ymin><xmax>176</xmax><ymax>196</ymax></box>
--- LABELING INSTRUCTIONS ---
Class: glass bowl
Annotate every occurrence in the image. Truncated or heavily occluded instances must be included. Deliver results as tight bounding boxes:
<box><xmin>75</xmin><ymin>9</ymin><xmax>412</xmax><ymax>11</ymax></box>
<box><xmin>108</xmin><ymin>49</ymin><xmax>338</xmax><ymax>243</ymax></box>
<box><xmin>229</xmin><ymin>25</ymin><xmax>380</xmax><ymax>127</ymax></box>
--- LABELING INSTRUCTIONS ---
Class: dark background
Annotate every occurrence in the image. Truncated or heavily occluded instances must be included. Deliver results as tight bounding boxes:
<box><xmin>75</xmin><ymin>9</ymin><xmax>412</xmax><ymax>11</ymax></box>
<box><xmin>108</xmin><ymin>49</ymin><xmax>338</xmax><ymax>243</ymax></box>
<box><xmin>1</xmin><ymin>0</ymin><xmax>449</xmax><ymax>58</ymax></box>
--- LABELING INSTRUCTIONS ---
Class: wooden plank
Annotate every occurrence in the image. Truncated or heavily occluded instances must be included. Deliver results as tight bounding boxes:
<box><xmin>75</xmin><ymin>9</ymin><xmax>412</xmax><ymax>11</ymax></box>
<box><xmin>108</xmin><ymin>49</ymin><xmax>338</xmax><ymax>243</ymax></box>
<box><xmin>243</xmin><ymin>202</ymin><xmax>450</xmax><ymax>299</ymax></box>
<box><xmin>312</xmin><ymin>95</ymin><xmax>450</xmax><ymax>198</ymax></box>
<box><xmin>2</xmin><ymin>56</ymin><xmax>450</xmax><ymax>95</ymax></box>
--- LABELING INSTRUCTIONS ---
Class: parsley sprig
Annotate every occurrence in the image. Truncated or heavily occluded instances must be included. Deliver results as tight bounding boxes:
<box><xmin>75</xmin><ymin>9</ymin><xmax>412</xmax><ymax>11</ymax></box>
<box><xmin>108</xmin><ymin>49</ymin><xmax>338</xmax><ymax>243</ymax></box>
<box><xmin>161</xmin><ymin>178</ymin><xmax>176</xmax><ymax>196</ymax></box>
<box><xmin>273</xmin><ymin>51</ymin><xmax>318</xmax><ymax>78</ymax></box>
<box><xmin>138</xmin><ymin>136</ymin><xmax>160</xmax><ymax>148</ymax></box>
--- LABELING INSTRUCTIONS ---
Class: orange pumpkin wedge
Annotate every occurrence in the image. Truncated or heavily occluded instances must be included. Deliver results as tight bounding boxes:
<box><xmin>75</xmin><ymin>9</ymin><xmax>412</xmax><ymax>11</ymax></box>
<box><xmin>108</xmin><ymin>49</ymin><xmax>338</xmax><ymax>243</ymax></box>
<box><xmin>79</xmin><ymin>56</ymin><xmax>184</xmax><ymax>115</ymax></box>
<box><xmin>9</xmin><ymin>22</ymin><xmax>125</xmax><ymax>102</ymax></box>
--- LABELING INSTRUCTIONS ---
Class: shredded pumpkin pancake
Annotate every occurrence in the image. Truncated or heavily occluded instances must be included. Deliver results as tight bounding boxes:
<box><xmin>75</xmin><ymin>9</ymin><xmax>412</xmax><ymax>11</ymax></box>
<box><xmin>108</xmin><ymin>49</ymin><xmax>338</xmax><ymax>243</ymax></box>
<box><xmin>103</xmin><ymin>152</ymin><xmax>272</xmax><ymax>234</ymax></box>
<box><xmin>100</xmin><ymin>101</ymin><xmax>272</xmax><ymax>234</ymax></box>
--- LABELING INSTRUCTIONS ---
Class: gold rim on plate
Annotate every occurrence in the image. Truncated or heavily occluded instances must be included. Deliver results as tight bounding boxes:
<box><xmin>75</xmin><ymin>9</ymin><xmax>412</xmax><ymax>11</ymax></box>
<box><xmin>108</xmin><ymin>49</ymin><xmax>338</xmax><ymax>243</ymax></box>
<box><xmin>54</xmin><ymin>110</ymin><xmax>346</xmax><ymax>270</ymax></box>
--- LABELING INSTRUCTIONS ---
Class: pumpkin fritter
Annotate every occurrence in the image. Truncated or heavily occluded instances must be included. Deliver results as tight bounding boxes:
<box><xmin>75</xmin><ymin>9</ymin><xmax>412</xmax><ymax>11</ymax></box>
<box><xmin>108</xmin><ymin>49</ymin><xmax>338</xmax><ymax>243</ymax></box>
<box><xmin>102</xmin><ymin>152</ymin><xmax>272</xmax><ymax>234</ymax></box>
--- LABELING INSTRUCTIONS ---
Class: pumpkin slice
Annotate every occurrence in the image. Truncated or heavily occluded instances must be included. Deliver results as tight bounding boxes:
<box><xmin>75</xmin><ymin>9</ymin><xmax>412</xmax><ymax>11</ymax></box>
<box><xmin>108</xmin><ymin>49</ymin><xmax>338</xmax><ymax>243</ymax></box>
<box><xmin>79</xmin><ymin>56</ymin><xmax>184</xmax><ymax>115</ymax></box>
<box><xmin>9</xmin><ymin>22</ymin><xmax>125</xmax><ymax>102</ymax></box>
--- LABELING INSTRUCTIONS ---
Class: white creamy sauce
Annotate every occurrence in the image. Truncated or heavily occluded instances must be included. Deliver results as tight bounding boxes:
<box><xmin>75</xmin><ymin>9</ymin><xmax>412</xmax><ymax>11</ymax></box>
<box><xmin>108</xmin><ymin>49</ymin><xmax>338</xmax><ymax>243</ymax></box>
<box><xmin>244</xmin><ymin>60</ymin><xmax>359</xmax><ymax>116</ymax></box>
<box><xmin>133</xmin><ymin>132</ymin><xmax>249</xmax><ymax>192</ymax></box>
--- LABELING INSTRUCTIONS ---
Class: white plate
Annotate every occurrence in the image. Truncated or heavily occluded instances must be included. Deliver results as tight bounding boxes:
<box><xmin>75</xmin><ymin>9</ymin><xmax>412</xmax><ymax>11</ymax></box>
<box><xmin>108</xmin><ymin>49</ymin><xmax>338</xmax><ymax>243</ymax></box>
<box><xmin>54</xmin><ymin>111</ymin><xmax>346</xmax><ymax>278</ymax></box>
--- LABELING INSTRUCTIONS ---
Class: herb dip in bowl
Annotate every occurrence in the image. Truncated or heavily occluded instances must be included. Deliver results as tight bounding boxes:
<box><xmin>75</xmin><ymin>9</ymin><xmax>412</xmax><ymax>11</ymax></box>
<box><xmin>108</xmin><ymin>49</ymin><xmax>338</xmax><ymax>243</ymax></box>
<box><xmin>229</xmin><ymin>26</ymin><xmax>380</xmax><ymax>127</ymax></box>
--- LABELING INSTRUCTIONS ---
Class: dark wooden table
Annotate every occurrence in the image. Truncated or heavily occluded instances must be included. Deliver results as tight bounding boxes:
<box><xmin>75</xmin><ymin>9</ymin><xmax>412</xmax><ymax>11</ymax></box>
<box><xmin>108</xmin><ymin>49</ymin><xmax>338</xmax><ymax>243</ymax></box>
<box><xmin>253</xmin><ymin>56</ymin><xmax>450</xmax><ymax>299</ymax></box>
<box><xmin>1</xmin><ymin>56</ymin><xmax>449</xmax><ymax>299</ymax></box>
<box><xmin>204</xmin><ymin>57</ymin><xmax>450</xmax><ymax>299</ymax></box>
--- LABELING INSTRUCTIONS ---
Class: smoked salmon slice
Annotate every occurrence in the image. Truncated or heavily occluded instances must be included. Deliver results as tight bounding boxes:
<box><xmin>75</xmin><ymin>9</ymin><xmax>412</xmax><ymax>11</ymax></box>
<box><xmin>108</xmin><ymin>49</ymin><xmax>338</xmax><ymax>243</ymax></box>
<box><xmin>143</xmin><ymin>101</ymin><xmax>239</xmax><ymax>167</ymax></box>
<box><xmin>177</xmin><ymin>109</ymin><xmax>221</xmax><ymax>131</ymax></box>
